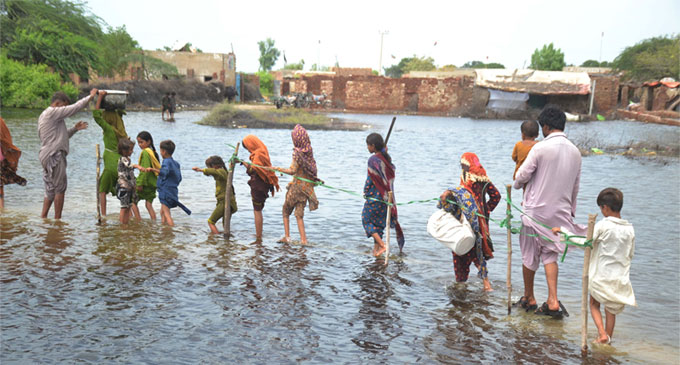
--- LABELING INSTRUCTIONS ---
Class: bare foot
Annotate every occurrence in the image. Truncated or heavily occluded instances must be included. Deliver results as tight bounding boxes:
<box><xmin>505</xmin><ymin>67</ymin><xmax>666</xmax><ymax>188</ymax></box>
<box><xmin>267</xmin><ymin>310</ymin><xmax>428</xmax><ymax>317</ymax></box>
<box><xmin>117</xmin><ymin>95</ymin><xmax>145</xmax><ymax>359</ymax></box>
<box><xmin>373</xmin><ymin>245</ymin><xmax>387</xmax><ymax>257</ymax></box>
<box><xmin>592</xmin><ymin>335</ymin><xmax>611</xmax><ymax>345</ymax></box>
<box><xmin>299</xmin><ymin>240</ymin><xmax>308</xmax><ymax>245</ymax></box>
<box><xmin>278</xmin><ymin>236</ymin><xmax>291</xmax><ymax>243</ymax></box>
<box><xmin>483</xmin><ymin>279</ymin><xmax>494</xmax><ymax>292</ymax></box>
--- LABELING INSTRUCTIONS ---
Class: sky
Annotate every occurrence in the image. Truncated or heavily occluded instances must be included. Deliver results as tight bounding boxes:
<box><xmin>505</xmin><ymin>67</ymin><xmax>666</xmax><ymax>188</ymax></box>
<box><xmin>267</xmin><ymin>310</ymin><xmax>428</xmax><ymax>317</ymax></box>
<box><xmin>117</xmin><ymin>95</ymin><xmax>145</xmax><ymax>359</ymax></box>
<box><xmin>85</xmin><ymin>0</ymin><xmax>679</xmax><ymax>74</ymax></box>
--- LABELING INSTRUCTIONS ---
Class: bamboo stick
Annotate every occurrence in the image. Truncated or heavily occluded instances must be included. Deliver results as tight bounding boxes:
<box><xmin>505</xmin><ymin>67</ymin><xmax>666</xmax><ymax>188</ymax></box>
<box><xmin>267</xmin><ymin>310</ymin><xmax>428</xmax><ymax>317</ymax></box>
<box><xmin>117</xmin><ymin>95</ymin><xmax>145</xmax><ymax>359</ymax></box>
<box><xmin>581</xmin><ymin>213</ymin><xmax>598</xmax><ymax>354</ymax></box>
<box><xmin>384</xmin><ymin>191</ymin><xmax>393</xmax><ymax>263</ymax></box>
<box><xmin>96</xmin><ymin>144</ymin><xmax>101</xmax><ymax>224</ymax></box>
<box><xmin>506</xmin><ymin>184</ymin><xmax>512</xmax><ymax>315</ymax></box>
<box><xmin>223</xmin><ymin>142</ymin><xmax>240</xmax><ymax>237</ymax></box>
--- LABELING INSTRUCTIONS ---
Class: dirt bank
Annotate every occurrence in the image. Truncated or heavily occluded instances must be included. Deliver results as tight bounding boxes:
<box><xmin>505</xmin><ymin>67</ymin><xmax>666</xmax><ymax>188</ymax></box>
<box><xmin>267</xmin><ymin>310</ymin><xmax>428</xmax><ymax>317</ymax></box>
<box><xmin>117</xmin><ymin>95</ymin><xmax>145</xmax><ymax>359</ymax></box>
<box><xmin>198</xmin><ymin>103</ymin><xmax>369</xmax><ymax>131</ymax></box>
<box><xmin>80</xmin><ymin>79</ymin><xmax>264</xmax><ymax>110</ymax></box>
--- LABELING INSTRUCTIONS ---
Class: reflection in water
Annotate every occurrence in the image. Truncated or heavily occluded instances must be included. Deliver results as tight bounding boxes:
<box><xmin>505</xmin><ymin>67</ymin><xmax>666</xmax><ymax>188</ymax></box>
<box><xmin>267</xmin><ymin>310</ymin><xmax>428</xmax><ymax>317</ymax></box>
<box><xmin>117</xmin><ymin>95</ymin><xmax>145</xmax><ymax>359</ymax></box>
<box><xmin>351</xmin><ymin>259</ymin><xmax>406</xmax><ymax>357</ymax></box>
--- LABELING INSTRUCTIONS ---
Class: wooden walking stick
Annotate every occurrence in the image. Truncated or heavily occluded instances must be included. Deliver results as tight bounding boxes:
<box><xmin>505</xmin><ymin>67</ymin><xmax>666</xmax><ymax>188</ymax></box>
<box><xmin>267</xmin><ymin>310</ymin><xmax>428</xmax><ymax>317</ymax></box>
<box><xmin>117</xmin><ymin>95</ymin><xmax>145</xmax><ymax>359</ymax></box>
<box><xmin>581</xmin><ymin>213</ymin><xmax>598</xmax><ymax>354</ymax></box>
<box><xmin>384</xmin><ymin>117</ymin><xmax>397</xmax><ymax>145</ymax></box>
<box><xmin>223</xmin><ymin>142</ymin><xmax>240</xmax><ymax>237</ymax></box>
<box><xmin>384</xmin><ymin>191</ymin><xmax>393</xmax><ymax>263</ymax></box>
<box><xmin>96</xmin><ymin>144</ymin><xmax>101</xmax><ymax>224</ymax></box>
<box><xmin>506</xmin><ymin>184</ymin><xmax>512</xmax><ymax>315</ymax></box>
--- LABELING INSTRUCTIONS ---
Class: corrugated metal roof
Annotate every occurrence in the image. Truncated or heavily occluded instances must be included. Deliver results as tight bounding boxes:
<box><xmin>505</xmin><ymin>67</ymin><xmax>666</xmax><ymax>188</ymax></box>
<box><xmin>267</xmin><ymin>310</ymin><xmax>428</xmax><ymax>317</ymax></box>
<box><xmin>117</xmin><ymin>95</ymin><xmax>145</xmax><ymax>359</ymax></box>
<box><xmin>475</xmin><ymin>69</ymin><xmax>591</xmax><ymax>95</ymax></box>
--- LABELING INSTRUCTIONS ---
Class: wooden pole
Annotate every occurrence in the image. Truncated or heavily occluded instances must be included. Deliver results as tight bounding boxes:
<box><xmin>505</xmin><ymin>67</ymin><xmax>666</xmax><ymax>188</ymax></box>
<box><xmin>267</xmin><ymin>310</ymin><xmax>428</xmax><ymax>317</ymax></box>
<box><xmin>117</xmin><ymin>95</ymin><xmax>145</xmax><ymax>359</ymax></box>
<box><xmin>223</xmin><ymin>142</ymin><xmax>240</xmax><ymax>237</ymax></box>
<box><xmin>384</xmin><ymin>191</ymin><xmax>393</xmax><ymax>263</ymax></box>
<box><xmin>384</xmin><ymin>117</ymin><xmax>397</xmax><ymax>145</ymax></box>
<box><xmin>581</xmin><ymin>213</ymin><xmax>598</xmax><ymax>354</ymax></box>
<box><xmin>506</xmin><ymin>184</ymin><xmax>512</xmax><ymax>315</ymax></box>
<box><xmin>96</xmin><ymin>144</ymin><xmax>101</xmax><ymax>224</ymax></box>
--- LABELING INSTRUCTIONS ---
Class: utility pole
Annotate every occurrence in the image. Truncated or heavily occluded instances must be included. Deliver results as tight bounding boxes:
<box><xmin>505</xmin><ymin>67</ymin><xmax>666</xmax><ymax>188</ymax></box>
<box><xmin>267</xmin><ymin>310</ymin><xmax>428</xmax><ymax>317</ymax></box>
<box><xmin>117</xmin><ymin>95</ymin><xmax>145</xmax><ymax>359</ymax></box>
<box><xmin>317</xmin><ymin>40</ymin><xmax>321</xmax><ymax>71</ymax></box>
<box><xmin>378</xmin><ymin>30</ymin><xmax>389</xmax><ymax>76</ymax></box>
<box><xmin>599</xmin><ymin>32</ymin><xmax>604</xmax><ymax>65</ymax></box>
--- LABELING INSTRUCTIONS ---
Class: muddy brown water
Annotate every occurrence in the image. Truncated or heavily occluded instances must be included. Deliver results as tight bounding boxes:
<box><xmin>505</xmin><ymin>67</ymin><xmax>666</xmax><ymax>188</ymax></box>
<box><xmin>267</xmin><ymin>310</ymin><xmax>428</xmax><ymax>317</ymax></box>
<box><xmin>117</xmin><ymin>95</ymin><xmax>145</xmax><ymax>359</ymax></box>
<box><xmin>1</xmin><ymin>108</ymin><xmax>678</xmax><ymax>364</ymax></box>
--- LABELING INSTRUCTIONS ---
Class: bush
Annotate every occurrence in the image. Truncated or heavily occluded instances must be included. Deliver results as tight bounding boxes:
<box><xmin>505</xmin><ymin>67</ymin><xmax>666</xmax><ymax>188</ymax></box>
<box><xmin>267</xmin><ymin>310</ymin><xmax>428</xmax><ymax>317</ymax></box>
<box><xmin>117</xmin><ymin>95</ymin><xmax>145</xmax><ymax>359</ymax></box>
<box><xmin>256</xmin><ymin>71</ymin><xmax>274</xmax><ymax>97</ymax></box>
<box><xmin>0</xmin><ymin>54</ymin><xmax>78</xmax><ymax>108</ymax></box>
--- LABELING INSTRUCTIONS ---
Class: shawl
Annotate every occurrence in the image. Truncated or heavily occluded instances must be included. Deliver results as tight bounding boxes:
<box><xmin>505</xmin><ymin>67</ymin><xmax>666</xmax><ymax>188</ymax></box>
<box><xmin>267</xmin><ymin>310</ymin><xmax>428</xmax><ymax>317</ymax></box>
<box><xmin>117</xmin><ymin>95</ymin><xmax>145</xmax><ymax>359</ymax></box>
<box><xmin>139</xmin><ymin>147</ymin><xmax>161</xmax><ymax>176</ymax></box>
<box><xmin>0</xmin><ymin>117</ymin><xmax>21</xmax><ymax>170</ymax></box>
<box><xmin>459</xmin><ymin>152</ymin><xmax>494</xmax><ymax>259</ymax></box>
<box><xmin>102</xmin><ymin>110</ymin><xmax>128</xmax><ymax>141</ymax></box>
<box><xmin>291</xmin><ymin>124</ymin><xmax>318</xmax><ymax>178</ymax></box>
<box><xmin>242</xmin><ymin>134</ymin><xmax>280</xmax><ymax>191</ymax></box>
<box><xmin>367</xmin><ymin>152</ymin><xmax>405</xmax><ymax>249</ymax></box>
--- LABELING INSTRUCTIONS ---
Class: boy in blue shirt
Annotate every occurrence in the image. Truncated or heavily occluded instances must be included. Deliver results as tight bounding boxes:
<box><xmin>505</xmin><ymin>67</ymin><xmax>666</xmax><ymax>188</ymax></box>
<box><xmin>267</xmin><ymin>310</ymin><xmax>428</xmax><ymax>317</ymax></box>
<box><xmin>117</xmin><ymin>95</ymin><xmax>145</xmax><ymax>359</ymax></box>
<box><xmin>149</xmin><ymin>140</ymin><xmax>190</xmax><ymax>226</ymax></box>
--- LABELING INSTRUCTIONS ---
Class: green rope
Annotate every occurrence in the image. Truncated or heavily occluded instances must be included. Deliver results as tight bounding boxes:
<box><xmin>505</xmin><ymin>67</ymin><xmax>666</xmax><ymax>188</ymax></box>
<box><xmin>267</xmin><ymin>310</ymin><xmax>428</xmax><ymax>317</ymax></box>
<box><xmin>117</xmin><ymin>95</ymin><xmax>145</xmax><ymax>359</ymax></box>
<box><xmin>228</xmin><ymin>146</ymin><xmax>592</xmax><ymax>260</ymax></box>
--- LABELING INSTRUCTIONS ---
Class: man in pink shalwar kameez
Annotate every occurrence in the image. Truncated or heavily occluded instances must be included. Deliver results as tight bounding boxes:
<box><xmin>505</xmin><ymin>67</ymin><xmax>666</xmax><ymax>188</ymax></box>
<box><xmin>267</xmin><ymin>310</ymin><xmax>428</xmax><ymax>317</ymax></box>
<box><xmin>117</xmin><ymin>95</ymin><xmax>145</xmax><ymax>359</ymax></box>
<box><xmin>513</xmin><ymin>105</ymin><xmax>585</xmax><ymax>317</ymax></box>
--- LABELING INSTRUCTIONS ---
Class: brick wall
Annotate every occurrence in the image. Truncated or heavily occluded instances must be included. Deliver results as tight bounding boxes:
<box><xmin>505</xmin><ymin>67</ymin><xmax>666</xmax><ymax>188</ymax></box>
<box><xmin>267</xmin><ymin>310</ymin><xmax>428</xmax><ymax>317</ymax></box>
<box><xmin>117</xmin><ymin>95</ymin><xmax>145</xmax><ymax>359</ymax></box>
<box><xmin>591</xmin><ymin>75</ymin><xmax>619</xmax><ymax>112</ymax></box>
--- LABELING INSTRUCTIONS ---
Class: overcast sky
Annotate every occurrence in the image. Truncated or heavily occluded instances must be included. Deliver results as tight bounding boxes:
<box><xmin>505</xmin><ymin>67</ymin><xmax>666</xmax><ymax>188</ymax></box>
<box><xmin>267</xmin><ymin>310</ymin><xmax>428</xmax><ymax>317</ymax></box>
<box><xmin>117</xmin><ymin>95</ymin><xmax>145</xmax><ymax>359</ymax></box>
<box><xmin>86</xmin><ymin>0</ymin><xmax>679</xmax><ymax>73</ymax></box>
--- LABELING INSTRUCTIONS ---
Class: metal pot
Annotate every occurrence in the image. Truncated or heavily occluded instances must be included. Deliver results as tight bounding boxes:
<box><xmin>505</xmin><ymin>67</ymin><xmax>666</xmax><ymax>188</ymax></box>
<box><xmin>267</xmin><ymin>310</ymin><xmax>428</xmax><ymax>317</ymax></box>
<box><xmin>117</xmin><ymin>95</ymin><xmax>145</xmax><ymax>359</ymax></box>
<box><xmin>99</xmin><ymin>90</ymin><xmax>128</xmax><ymax>110</ymax></box>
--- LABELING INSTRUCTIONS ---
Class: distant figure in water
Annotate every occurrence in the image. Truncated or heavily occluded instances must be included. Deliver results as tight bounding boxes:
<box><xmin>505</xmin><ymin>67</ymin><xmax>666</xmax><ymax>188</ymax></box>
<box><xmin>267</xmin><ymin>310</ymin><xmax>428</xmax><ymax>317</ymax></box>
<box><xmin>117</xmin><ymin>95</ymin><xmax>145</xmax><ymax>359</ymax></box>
<box><xmin>552</xmin><ymin>188</ymin><xmax>636</xmax><ymax>345</ymax></box>
<box><xmin>241</xmin><ymin>135</ymin><xmax>279</xmax><ymax>242</ymax></box>
<box><xmin>0</xmin><ymin>117</ymin><xmax>27</xmax><ymax>210</ymax></box>
<box><xmin>361</xmin><ymin>133</ymin><xmax>404</xmax><ymax>257</ymax></box>
<box><xmin>148</xmin><ymin>140</ymin><xmax>191</xmax><ymax>226</ymax></box>
<box><xmin>161</xmin><ymin>92</ymin><xmax>170</xmax><ymax>121</ymax></box>
<box><xmin>168</xmin><ymin>92</ymin><xmax>177</xmax><ymax>121</ymax></box>
<box><xmin>192</xmin><ymin>155</ymin><xmax>237</xmax><ymax>234</ymax></box>
<box><xmin>272</xmin><ymin>124</ymin><xmax>320</xmax><ymax>244</ymax></box>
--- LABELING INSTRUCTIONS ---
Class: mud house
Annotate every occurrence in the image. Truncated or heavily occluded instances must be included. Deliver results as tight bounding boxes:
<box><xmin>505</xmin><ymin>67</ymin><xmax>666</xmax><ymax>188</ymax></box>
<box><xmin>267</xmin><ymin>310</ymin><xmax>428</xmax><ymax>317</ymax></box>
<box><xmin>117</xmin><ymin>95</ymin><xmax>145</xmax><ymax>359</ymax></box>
<box><xmin>146</xmin><ymin>50</ymin><xmax>236</xmax><ymax>86</ymax></box>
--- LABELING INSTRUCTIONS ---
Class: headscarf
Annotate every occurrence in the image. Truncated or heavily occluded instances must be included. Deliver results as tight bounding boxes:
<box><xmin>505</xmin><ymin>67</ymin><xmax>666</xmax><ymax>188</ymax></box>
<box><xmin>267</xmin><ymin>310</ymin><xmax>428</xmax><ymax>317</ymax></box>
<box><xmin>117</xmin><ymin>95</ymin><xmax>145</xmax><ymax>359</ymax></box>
<box><xmin>242</xmin><ymin>134</ymin><xmax>280</xmax><ymax>191</ymax></box>
<box><xmin>102</xmin><ymin>110</ymin><xmax>128</xmax><ymax>141</ymax></box>
<box><xmin>460</xmin><ymin>152</ymin><xmax>490</xmax><ymax>192</ymax></box>
<box><xmin>291</xmin><ymin>124</ymin><xmax>317</xmax><ymax>178</ymax></box>
<box><xmin>0</xmin><ymin>117</ymin><xmax>21</xmax><ymax>170</ymax></box>
<box><xmin>139</xmin><ymin>147</ymin><xmax>161</xmax><ymax>176</ymax></box>
<box><xmin>367</xmin><ymin>152</ymin><xmax>405</xmax><ymax>249</ymax></box>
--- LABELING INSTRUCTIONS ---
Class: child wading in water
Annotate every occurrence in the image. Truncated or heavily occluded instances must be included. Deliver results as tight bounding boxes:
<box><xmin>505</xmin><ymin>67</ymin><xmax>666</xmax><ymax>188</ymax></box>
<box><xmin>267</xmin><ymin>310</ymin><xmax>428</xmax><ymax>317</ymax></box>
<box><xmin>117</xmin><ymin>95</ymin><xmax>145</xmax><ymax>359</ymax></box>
<box><xmin>116</xmin><ymin>138</ymin><xmax>142</xmax><ymax>224</ymax></box>
<box><xmin>148</xmin><ymin>140</ymin><xmax>191</xmax><ymax>226</ymax></box>
<box><xmin>136</xmin><ymin>131</ymin><xmax>160</xmax><ymax>221</ymax></box>
<box><xmin>552</xmin><ymin>188</ymin><xmax>636</xmax><ymax>345</ymax></box>
<box><xmin>273</xmin><ymin>124</ymin><xmax>320</xmax><ymax>244</ymax></box>
<box><xmin>362</xmin><ymin>133</ymin><xmax>404</xmax><ymax>256</ymax></box>
<box><xmin>241</xmin><ymin>135</ymin><xmax>279</xmax><ymax>242</ymax></box>
<box><xmin>192</xmin><ymin>156</ymin><xmax>238</xmax><ymax>234</ymax></box>
<box><xmin>512</xmin><ymin>120</ymin><xmax>539</xmax><ymax>180</ymax></box>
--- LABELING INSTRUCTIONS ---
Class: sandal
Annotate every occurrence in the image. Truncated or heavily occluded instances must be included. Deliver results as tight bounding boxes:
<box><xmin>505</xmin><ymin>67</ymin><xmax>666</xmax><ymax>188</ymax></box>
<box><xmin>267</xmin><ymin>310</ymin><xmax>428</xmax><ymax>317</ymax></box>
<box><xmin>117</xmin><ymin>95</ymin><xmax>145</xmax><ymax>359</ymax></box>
<box><xmin>513</xmin><ymin>296</ymin><xmax>538</xmax><ymax>312</ymax></box>
<box><xmin>534</xmin><ymin>301</ymin><xmax>570</xmax><ymax>319</ymax></box>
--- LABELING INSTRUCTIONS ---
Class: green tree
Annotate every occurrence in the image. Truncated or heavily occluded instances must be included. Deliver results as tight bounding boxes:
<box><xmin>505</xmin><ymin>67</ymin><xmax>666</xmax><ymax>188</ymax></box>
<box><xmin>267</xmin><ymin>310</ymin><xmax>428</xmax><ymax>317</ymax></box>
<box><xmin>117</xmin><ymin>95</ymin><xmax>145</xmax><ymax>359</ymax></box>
<box><xmin>460</xmin><ymin>60</ymin><xmax>505</xmax><ymax>69</ymax></box>
<box><xmin>283</xmin><ymin>59</ymin><xmax>305</xmax><ymax>70</ymax></box>
<box><xmin>258</xmin><ymin>38</ymin><xmax>280</xmax><ymax>71</ymax></box>
<box><xmin>612</xmin><ymin>35</ymin><xmax>679</xmax><ymax>81</ymax></box>
<box><xmin>403</xmin><ymin>56</ymin><xmax>436</xmax><ymax>73</ymax></box>
<box><xmin>580</xmin><ymin>59</ymin><xmax>601</xmax><ymax>67</ymax></box>
<box><xmin>99</xmin><ymin>26</ymin><xmax>140</xmax><ymax>77</ymax></box>
<box><xmin>438</xmin><ymin>64</ymin><xmax>457</xmax><ymax>71</ymax></box>
<box><xmin>530</xmin><ymin>43</ymin><xmax>566</xmax><ymax>71</ymax></box>
<box><xmin>310</xmin><ymin>64</ymin><xmax>330</xmax><ymax>71</ymax></box>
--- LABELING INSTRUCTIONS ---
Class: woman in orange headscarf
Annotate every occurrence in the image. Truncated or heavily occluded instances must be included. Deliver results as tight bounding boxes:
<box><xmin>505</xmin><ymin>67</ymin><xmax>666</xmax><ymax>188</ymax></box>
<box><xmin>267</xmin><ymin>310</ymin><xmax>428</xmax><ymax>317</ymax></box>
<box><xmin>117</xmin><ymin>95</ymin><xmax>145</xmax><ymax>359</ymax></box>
<box><xmin>1</xmin><ymin>117</ymin><xmax>27</xmax><ymax>209</ymax></box>
<box><xmin>242</xmin><ymin>135</ymin><xmax>279</xmax><ymax>242</ymax></box>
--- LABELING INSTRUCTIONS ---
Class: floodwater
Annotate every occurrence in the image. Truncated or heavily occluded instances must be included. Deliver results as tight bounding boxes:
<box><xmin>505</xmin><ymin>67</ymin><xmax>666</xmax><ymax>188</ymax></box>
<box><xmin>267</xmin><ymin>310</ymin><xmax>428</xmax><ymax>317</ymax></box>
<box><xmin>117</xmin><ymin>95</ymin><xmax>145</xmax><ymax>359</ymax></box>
<box><xmin>1</xmin><ymin>108</ymin><xmax>679</xmax><ymax>364</ymax></box>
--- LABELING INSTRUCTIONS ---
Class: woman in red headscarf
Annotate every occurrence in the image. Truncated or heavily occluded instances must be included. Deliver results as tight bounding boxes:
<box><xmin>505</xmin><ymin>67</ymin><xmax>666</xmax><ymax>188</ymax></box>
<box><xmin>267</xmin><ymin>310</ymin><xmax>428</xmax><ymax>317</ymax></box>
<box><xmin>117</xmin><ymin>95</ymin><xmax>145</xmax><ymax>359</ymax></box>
<box><xmin>242</xmin><ymin>134</ymin><xmax>280</xmax><ymax>242</ymax></box>
<box><xmin>1</xmin><ymin>117</ymin><xmax>27</xmax><ymax>209</ymax></box>
<box><xmin>451</xmin><ymin>152</ymin><xmax>501</xmax><ymax>290</ymax></box>
<box><xmin>273</xmin><ymin>124</ymin><xmax>320</xmax><ymax>244</ymax></box>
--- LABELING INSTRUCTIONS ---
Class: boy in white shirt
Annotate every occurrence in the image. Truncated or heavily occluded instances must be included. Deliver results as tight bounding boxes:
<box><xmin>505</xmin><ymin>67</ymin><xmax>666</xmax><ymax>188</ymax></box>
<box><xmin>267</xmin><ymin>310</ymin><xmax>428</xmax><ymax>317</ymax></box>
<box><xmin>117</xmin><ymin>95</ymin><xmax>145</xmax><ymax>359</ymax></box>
<box><xmin>553</xmin><ymin>188</ymin><xmax>636</xmax><ymax>344</ymax></box>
